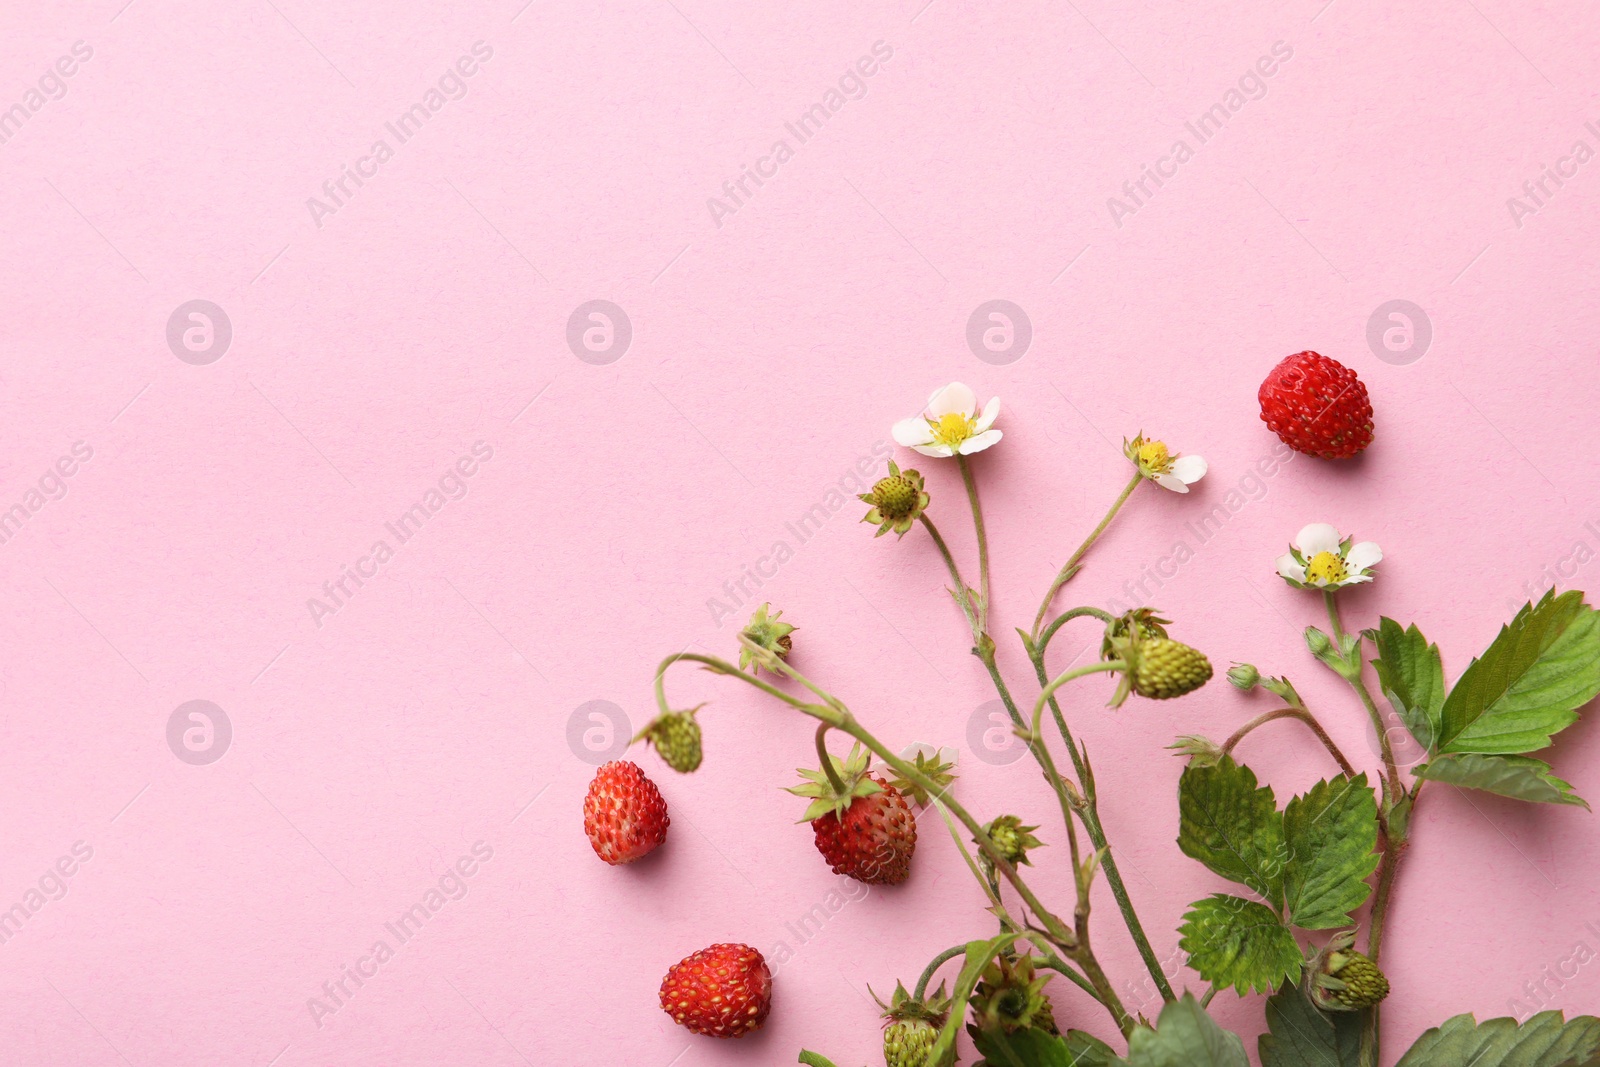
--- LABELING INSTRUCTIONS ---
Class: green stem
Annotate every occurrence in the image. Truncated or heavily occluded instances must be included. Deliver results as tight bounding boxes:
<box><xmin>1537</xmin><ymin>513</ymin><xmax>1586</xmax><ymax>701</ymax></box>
<box><xmin>1323</xmin><ymin>592</ymin><xmax>1400</xmax><ymax>793</ymax></box>
<box><xmin>1029</xmin><ymin>649</ymin><xmax>1177</xmax><ymax>1005</ymax></box>
<box><xmin>1323</xmin><ymin>591</ymin><xmax>1405</xmax><ymax>1067</ymax></box>
<box><xmin>1220</xmin><ymin>706</ymin><xmax>1358</xmax><ymax>778</ymax></box>
<box><xmin>919</xmin><ymin>514</ymin><xmax>979</xmax><ymax>638</ymax></box>
<box><xmin>957</xmin><ymin>455</ymin><xmax>991</xmax><ymax>631</ymax></box>
<box><xmin>814</xmin><ymin>723</ymin><xmax>847</xmax><ymax>795</ymax></box>
<box><xmin>1035</xmin><ymin>606</ymin><xmax>1116</xmax><ymax>659</ymax></box>
<box><xmin>1031</xmin><ymin>470</ymin><xmax>1143</xmax><ymax>639</ymax></box>
<box><xmin>914</xmin><ymin>944</ymin><xmax>969</xmax><ymax>1001</ymax></box>
<box><xmin>653</xmin><ymin>653</ymin><xmax>813</xmax><ymax>716</ymax></box>
<box><xmin>977</xmin><ymin>646</ymin><xmax>1083</xmax><ymax>870</ymax></box>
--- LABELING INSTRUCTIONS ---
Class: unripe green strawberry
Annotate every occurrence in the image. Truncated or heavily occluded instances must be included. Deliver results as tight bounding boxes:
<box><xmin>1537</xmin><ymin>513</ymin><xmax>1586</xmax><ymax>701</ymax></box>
<box><xmin>1315</xmin><ymin>949</ymin><xmax>1390</xmax><ymax>1011</ymax></box>
<box><xmin>883</xmin><ymin>1017</ymin><xmax>937</xmax><ymax>1067</ymax></box>
<box><xmin>637</xmin><ymin>707</ymin><xmax>703</xmax><ymax>773</ymax></box>
<box><xmin>874</xmin><ymin>981</ymin><xmax>948</xmax><ymax>1067</ymax></box>
<box><xmin>1129</xmin><ymin>638</ymin><xmax>1213</xmax><ymax>700</ymax></box>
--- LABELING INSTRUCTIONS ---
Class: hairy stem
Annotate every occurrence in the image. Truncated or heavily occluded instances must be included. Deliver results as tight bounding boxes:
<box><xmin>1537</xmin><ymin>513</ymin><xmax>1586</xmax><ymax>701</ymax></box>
<box><xmin>957</xmin><ymin>455</ymin><xmax>991</xmax><ymax>631</ymax></box>
<box><xmin>1032</xmin><ymin>471</ymin><xmax>1143</xmax><ymax>639</ymax></box>
<box><xmin>814</xmin><ymin>723</ymin><xmax>847</xmax><ymax>795</ymax></box>
<box><xmin>919</xmin><ymin>514</ymin><xmax>979</xmax><ymax>639</ymax></box>
<box><xmin>977</xmin><ymin>644</ymin><xmax>1082</xmax><ymax>870</ymax></box>
<box><xmin>1035</xmin><ymin>605</ymin><xmax>1116</xmax><ymax>659</ymax></box>
<box><xmin>1221</xmin><ymin>706</ymin><xmax>1358</xmax><ymax>778</ymax></box>
<box><xmin>1029</xmin><ymin>649</ymin><xmax>1177</xmax><ymax>1005</ymax></box>
<box><xmin>1324</xmin><ymin>592</ymin><xmax>1401</xmax><ymax>796</ymax></box>
<box><xmin>913</xmin><ymin>944</ymin><xmax>969</xmax><ymax>1001</ymax></box>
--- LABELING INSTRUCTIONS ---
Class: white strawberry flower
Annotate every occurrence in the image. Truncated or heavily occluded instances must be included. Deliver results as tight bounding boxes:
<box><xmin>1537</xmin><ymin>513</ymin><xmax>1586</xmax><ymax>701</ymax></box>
<box><xmin>1124</xmin><ymin>434</ymin><xmax>1207</xmax><ymax>494</ymax></box>
<box><xmin>891</xmin><ymin>383</ymin><xmax>1002</xmax><ymax>458</ymax></box>
<box><xmin>1276</xmin><ymin>523</ymin><xmax>1383</xmax><ymax>590</ymax></box>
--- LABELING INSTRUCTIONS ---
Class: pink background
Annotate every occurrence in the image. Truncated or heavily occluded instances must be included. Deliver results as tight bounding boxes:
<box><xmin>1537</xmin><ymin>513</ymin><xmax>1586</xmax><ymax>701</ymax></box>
<box><xmin>2</xmin><ymin>0</ymin><xmax>1598</xmax><ymax>1063</ymax></box>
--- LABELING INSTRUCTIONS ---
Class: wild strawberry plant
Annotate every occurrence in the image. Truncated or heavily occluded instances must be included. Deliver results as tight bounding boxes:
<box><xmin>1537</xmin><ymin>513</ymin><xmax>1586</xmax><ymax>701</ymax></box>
<box><xmin>617</xmin><ymin>368</ymin><xmax>1600</xmax><ymax>1066</ymax></box>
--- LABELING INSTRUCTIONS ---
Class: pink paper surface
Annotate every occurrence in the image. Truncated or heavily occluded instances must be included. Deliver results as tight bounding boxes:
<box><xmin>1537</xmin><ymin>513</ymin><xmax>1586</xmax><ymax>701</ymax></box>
<box><xmin>2</xmin><ymin>0</ymin><xmax>1598</xmax><ymax>1063</ymax></box>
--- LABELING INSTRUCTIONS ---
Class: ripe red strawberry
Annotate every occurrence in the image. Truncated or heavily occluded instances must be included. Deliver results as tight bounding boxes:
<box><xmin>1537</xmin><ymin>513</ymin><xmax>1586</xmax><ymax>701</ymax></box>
<box><xmin>659</xmin><ymin>943</ymin><xmax>772</xmax><ymax>1038</ymax></box>
<box><xmin>583</xmin><ymin>760</ymin><xmax>668</xmax><ymax>865</ymax></box>
<box><xmin>1258</xmin><ymin>351</ymin><xmax>1375</xmax><ymax>459</ymax></box>
<box><xmin>787</xmin><ymin>743</ymin><xmax>923</xmax><ymax>885</ymax></box>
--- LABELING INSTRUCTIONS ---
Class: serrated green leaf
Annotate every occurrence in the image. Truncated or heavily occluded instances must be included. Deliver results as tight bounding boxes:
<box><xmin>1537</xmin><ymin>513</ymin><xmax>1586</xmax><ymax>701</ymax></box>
<box><xmin>1439</xmin><ymin>590</ymin><xmax>1600</xmax><ymax>755</ymax></box>
<box><xmin>1282</xmin><ymin>775</ymin><xmax>1380</xmax><ymax>929</ymax></box>
<box><xmin>1394</xmin><ymin>1010</ymin><xmax>1600</xmax><ymax>1066</ymax></box>
<box><xmin>1258</xmin><ymin>984</ymin><xmax>1363</xmax><ymax>1067</ymax></box>
<box><xmin>797</xmin><ymin>1053</ymin><xmax>839</xmax><ymax>1067</ymax></box>
<box><xmin>1415</xmin><ymin>753</ymin><xmax>1590</xmax><ymax>808</ymax></box>
<box><xmin>1370</xmin><ymin>618</ymin><xmax>1446</xmax><ymax>752</ymax></box>
<box><xmin>972</xmin><ymin>1027</ymin><xmax>1119</xmax><ymax>1067</ymax></box>
<box><xmin>1178</xmin><ymin>894</ymin><xmax>1302</xmax><ymax>995</ymax></box>
<box><xmin>1178</xmin><ymin>756</ymin><xmax>1287</xmax><ymax>908</ymax></box>
<box><xmin>1122</xmin><ymin>994</ymin><xmax>1250</xmax><ymax>1067</ymax></box>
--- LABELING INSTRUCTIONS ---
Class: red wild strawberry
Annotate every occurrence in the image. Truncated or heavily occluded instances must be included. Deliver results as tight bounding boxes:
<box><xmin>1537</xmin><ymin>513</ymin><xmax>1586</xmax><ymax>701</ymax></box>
<box><xmin>787</xmin><ymin>743</ymin><xmax>937</xmax><ymax>885</ymax></box>
<box><xmin>1258</xmin><ymin>351</ymin><xmax>1375</xmax><ymax>459</ymax></box>
<box><xmin>659</xmin><ymin>943</ymin><xmax>772</xmax><ymax>1038</ymax></box>
<box><xmin>583</xmin><ymin>760</ymin><xmax>668</xmax><ymax>865</ymax></box>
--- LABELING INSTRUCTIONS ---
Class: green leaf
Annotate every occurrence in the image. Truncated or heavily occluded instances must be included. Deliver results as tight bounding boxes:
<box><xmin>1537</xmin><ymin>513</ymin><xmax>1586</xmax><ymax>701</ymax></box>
<box><xmin>1282</xmin><ymin>775</ymin><xmax>1380</xmax><ymax>929</ymax></box>
<box><xmin>972</xmin><ymin>1027</ymin><xmax>1119</xmax><ymax>1067</ymax></box>
<box><xmin>1439</xmin><ymin>590</ymin><xmax>1600</xmax><ymax>754</ymax></box>
<box><xmin>1369</xmin><ymin>618</ymin><xmax>1446</xmax><ymax>751</ymax></box>
<box><xmin>927</xmin><ymin>934</ymin><xmax>1022</xmax><ymax>1067</ymax></box>
<box><xmin>1394</xmin><ymin>1010</ymin><xmax>1600</xmax><ymax>1066</ymax></box>
<box><xmin>1258</xmin><ymin>985</ymin><xmax>1363</xmax><ymax>1067</ymax></box>
<box><xmin>1122</xmin><ymin>994</ymin><xmax>1250</xmax><ymax>1067</ymax></box>
<box><xmin>1415</xmin><ymin>753</ymin><xmax>1589</xmax><ymax>809</ymax></box>
<box><xmin>1178</xmin><ymin>894</ymin><xmax>1302</xmax><ymax>995</ymax></box>
<box><xmin>1178</xmin><ymin>756</ymin><xmax>1287</xmax><ymax>908</ymax></box>
<box><xmin>797</xmin><ymin>1053</ymin><xmax>839</xmax><ymax>1067</ymax></box>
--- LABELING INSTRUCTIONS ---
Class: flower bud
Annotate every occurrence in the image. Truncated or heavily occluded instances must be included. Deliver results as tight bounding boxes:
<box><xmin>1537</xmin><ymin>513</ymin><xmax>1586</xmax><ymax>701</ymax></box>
<box><xmin>1304</xmin><ymin>626</ymin><xmax>1334</xmax><ymax>657</ymax></box>
<box><xmin>1227</xmin><ymin>663</ymin><xmax>1261</xmax><ymax>690</ymax></box>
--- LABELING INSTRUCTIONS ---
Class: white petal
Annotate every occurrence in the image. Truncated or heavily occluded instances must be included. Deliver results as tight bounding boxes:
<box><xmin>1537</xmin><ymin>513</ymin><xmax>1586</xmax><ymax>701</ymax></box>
<box><xmin>1155</xmin><ymin>473</ymin><xmax>1190</xmax><ymax>493</ymax></box>
<box><xmin>1170</xmin><ymin>454</ymin><xmax>1207</xmax><ymax>485</ymax></box>
<box><xmin>1343</xmin><ymin>574</ymin><xmax>1375</xmax><ymax>584</ymax></box>
<box><xmin>958</xmin><ymin>429</ymin><xmax>1002</xmax><ymax>455</ymax></box>
<box><xmin>973</xmin><ymin>395</ymin><xmax>1001</xmax><ymax>432</ymax></box>
<box><xmin>1345</xmin><ymin>541</ymin><xmax>1383</xmax><ymax>572</ymax></box>
<box><xmin>892</xmin><ymin>417</ymin><xmax>934</xmax><ymax>447</ymax></box>
<box><xmin>1295</xmin><ymin>523</ymin><xmax>1342</xmax><ymax>557</ymax></box>
<box><xmin>912</xmin><ymin>443</ymin><xmax>954</xmax><ymax>458</ymax></box>
<box><xmin>1276</xmin><ymin>553</ymin><xmax>1306</xmax><ymax>582</ymax></box>
<box><xmin>926</xmin><ymin>382</ymin><xmax>976</xmax><ymax>418</ymax></box>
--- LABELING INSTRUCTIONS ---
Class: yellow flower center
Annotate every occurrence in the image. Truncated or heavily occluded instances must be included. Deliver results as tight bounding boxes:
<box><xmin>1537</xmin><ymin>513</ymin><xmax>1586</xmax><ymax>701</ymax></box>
<box><xmin>1305</xmin><ymin>551</ymin><xmax>1348</xmax><ymax>585</ymax></box>
<box><xmin>931</xmin><ymin>412</ymin><xmax>976</xmax><ymax>447</ymax></box>
<box><xmin>1136</xmin><ymin>440</ymin><xmax>1171</xmax><ymax>472</ymax></box>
